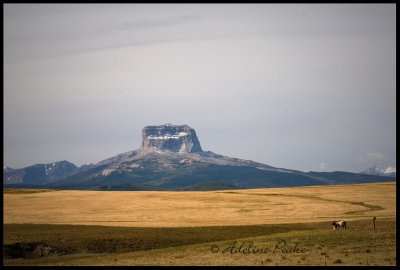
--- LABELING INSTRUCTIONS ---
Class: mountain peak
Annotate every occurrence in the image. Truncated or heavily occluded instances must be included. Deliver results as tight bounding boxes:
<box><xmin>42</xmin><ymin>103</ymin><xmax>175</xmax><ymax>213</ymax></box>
<box><xmin>140</xmin><ymin>124</ymin><xmax>203</xmax><ymax>154</ymax></box>
<box><xmin>361</xmin><ymin>164</ymin><xmax>396</xmax><ymax>177</ymax></box>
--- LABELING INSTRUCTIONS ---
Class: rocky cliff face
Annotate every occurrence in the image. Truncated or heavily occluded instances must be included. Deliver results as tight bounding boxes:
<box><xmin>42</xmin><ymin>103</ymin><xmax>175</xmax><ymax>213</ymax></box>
<box><xmin>140</xmin><ymin>124</ymin><xmax>203</xmax><ymax>154</ymax></box>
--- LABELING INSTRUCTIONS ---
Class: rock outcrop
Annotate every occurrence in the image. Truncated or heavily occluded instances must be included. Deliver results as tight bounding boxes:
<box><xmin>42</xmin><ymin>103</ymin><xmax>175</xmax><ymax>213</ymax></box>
<box><xmin>3</xmin><ymin>242</ymin><xmax>56</xmax><ymax>259</ymax></box>
<box><xmin>140</xmin><ymin>124</ymin><xmax>203</xmax><ymax>154</ymax></box>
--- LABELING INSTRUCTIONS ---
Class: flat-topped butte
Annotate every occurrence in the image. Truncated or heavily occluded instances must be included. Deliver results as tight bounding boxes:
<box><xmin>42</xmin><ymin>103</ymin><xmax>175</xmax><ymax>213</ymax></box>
<box><xmin>141</xmin><ymin>124</ymin><xmax>203</xmax><ymax>154</ymax></box>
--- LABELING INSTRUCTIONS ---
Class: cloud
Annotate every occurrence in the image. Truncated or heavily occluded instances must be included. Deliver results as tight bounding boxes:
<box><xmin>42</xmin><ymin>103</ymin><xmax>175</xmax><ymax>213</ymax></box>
<box><xmin>319</xmin><ymin>162</ymin><xmax>328</xmax><ymax>171</ymax></box>
<box><xmin>357</xmin><ymin>152</ymin><xmax>387</xmax><ymax>163</ymax></box>
<box><xmin>309</xmin><ymin>162</ymin><xmax>328</xmax><ymax>172</ymax></box>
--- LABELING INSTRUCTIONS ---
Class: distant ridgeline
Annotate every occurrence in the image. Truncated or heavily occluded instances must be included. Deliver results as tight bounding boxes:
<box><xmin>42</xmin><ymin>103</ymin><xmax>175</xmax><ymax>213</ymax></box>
<box><xmin>4</xmin><ymin>124</ymin><xmax>395</xmax><ymax>191</ymax></box>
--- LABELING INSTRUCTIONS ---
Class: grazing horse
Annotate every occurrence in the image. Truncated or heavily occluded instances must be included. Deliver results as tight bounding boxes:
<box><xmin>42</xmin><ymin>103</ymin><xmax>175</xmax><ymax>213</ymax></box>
<box><xmin>332</xmin><ymin>221</ymin><xmax>346</xmax><ymax>230</ymax></box>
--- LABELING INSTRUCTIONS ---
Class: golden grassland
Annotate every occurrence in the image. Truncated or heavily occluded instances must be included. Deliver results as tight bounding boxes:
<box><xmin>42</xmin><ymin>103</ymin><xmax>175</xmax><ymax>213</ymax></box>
<box><xmin>3</xmin><ymin>182</ymin><xmax>396</xmax><ymax>227</ymax></box>
<box><xmin>3</xmin><ymin>181</ymin><xmax>396</xmax><ymax>266</ymax></box>
<box><xmin>4</xmin><ymin>219</ymin><xmax>396</xmax><ymax>266</ymax></box>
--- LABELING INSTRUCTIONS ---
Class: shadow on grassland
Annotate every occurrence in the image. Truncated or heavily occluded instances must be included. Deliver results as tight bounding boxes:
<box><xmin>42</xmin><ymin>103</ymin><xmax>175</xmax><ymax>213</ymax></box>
<box><xmin>4</xmin><ymin>218</ymin><xmax>395</xmax><ymax>260</ymax></box>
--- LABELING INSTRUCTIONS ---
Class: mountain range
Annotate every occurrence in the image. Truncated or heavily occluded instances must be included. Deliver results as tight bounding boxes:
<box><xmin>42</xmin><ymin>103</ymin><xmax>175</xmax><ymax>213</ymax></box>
<box><xmin>360</xmin><ymin>164</ymin><xmax>396</xmax><ymax>178</ymax></box>
<box><xmin>3</xmin><ymin>124</ymin><xmax>395</xmax><ymax>191</ymax></box>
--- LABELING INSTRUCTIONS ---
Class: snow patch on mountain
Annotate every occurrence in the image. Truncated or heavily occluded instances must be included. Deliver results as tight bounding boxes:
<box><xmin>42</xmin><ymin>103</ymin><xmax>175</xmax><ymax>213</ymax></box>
<box><xmin>361</xmin><ymin>165</ymin><xmax>396</xmax><ymax>177</ymax></box>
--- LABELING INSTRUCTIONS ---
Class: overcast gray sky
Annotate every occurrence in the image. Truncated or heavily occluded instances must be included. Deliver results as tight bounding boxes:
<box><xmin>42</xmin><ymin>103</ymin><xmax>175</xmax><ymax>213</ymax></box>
<box><xmin>4</xmin><ymin>4</ymin><xmax>396</xmax><ymax>172</ymax></box>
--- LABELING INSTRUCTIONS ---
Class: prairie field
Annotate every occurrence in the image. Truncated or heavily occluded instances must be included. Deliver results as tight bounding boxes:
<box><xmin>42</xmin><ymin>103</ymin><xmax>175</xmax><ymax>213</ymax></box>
<box><xmin>3</xmin><ymin>181</ymin><xmax>396</xmax><ymax>266</ymax></box>
<box><xmin>4</xmin><ymin>182</ymin><xmax>396</xmax><ymax>227</ymax></box>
